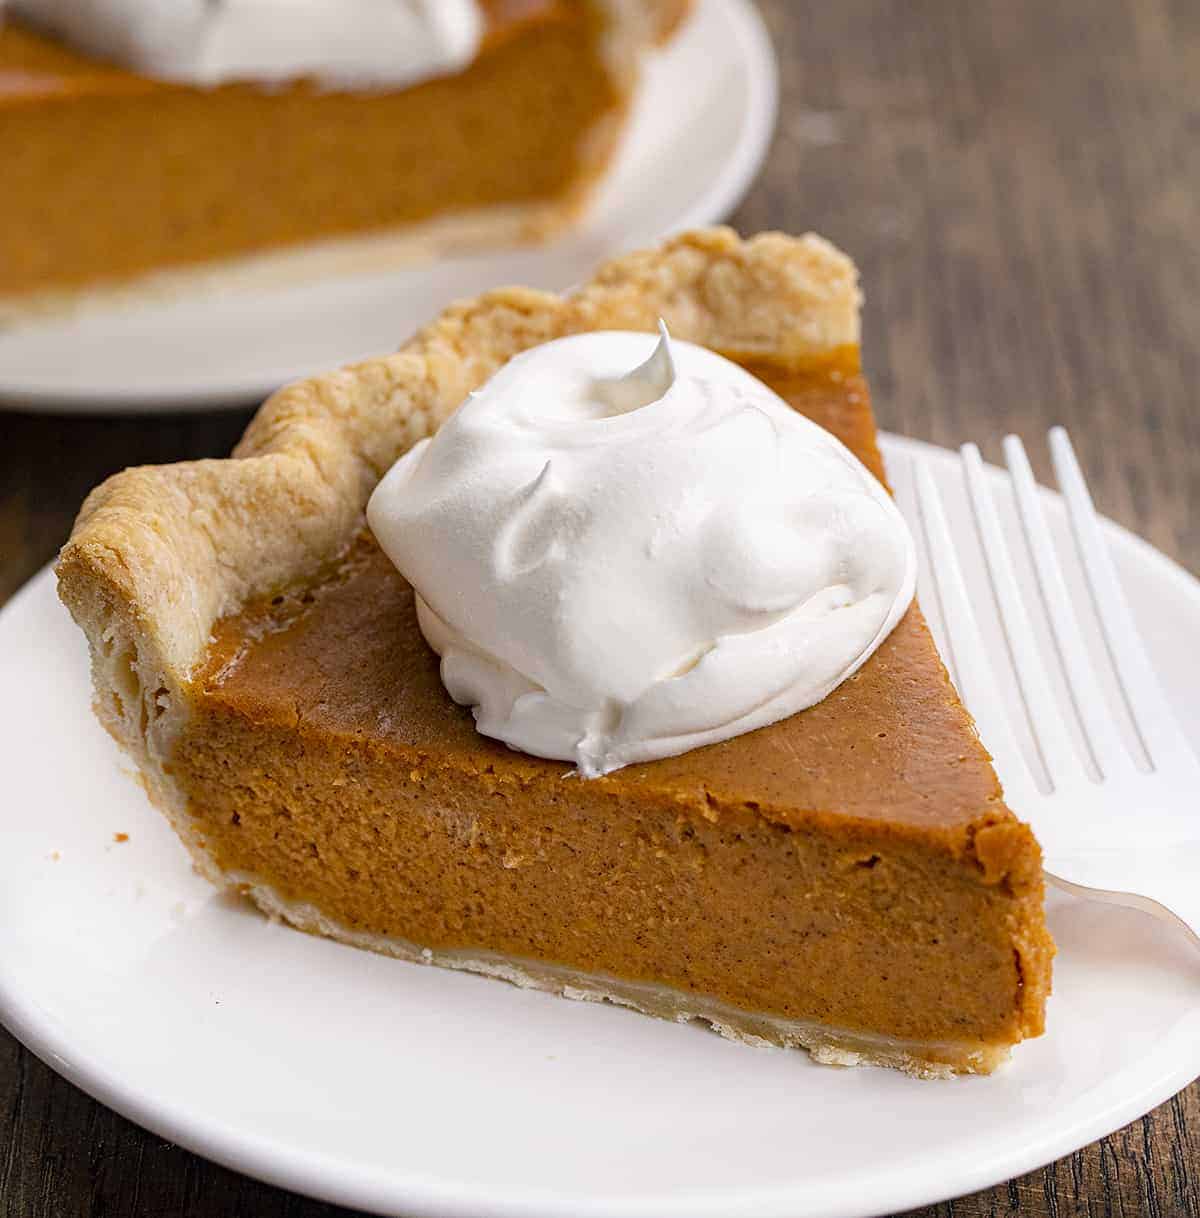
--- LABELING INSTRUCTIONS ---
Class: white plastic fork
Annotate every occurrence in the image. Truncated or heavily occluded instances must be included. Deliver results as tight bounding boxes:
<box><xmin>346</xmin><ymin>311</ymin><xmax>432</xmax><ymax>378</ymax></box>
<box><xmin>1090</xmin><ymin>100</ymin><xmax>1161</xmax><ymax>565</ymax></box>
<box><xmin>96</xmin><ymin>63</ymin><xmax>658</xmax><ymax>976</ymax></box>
<box><xmin>911</xmin><ymin>427</ymin><xmax>1200</xmax><ymax>948</ymax></box>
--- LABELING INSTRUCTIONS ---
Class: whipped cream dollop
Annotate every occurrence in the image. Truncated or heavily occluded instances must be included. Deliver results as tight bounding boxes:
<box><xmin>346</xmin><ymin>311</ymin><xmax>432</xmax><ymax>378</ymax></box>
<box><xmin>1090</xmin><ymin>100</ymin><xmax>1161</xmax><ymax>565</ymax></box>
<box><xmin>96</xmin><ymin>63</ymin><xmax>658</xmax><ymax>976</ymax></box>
<box><xmin>367</xmin><ymin>327</ymin><xmax>917</xmax><ymax>777</ymax></box>
<box><xmin>9</xmin><ymin>0</ymin><xmax>482</xmax><ymax>89</ymax></box>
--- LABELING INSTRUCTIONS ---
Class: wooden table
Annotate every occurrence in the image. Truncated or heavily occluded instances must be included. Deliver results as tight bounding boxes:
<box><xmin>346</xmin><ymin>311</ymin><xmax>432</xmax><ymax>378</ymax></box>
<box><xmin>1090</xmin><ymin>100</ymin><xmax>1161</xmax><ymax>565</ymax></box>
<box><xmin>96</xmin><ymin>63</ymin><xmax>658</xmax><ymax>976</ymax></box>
<box><xmin>2</xmin><ymin>1</ymin><xmax>1197</xmax><ymax>1214</ymax></box>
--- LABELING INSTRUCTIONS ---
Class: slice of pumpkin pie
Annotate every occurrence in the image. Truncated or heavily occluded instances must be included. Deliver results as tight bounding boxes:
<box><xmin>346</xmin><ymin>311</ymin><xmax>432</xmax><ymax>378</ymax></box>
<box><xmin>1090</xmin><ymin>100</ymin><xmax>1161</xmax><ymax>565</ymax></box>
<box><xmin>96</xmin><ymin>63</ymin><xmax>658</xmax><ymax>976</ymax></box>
<box><xmin>57</xmin><ymin>228</ymin><xmax>1054</xmax><ymax>1077</ymax></box>
<box><xmin>0</xmin><ymin>0</ymin><xmax>691</xmax><ymax>319</ymax></box>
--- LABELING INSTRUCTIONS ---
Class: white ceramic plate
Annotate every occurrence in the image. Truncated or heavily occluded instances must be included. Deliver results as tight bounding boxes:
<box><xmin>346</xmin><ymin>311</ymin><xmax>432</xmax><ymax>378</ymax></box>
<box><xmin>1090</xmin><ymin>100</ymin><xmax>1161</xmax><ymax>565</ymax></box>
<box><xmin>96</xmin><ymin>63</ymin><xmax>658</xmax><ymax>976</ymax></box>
<box><xmin>2</xmin><ymin>434</ymin><xmax>1198</xmax><ymax>1218</ymax></box>
<box><xmin>0</xmin><ymin>0</ymin><xmax>777</xmax><ymax>414</ymax></box>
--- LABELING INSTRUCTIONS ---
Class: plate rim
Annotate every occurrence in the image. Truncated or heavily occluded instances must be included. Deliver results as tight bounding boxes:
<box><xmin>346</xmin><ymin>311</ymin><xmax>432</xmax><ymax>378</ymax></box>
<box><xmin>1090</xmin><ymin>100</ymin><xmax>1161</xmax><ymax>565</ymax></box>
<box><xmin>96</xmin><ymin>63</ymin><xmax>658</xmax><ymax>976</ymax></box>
<box><xmin>2</xmin><ymin>431</ymin><xmax>1199</xmax><ymax>1218</ymax></box>
<box><xmin>0</xmin><ymin>0</ymin><xmax>779</xmax><ymax>415</ymax></box>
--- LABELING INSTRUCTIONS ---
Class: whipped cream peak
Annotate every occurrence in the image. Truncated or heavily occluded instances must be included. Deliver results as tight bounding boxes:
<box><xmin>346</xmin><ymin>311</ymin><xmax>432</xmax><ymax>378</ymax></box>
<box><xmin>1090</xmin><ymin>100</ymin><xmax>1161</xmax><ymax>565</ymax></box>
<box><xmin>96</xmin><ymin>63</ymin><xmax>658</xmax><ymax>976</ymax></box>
<box><xmin>593</xmin><ymin>319</ymin><xmax>676</xmax><ymax>415</ymax></box>
<box><xmin>367</xmin><ymin>328</ymin><xmax>917</xmax><ymax>777</ymax></box>
<box><xmin>9</xmin><ymin>0</ymin><xmax>483</xmax><ymax>90</ymax></box>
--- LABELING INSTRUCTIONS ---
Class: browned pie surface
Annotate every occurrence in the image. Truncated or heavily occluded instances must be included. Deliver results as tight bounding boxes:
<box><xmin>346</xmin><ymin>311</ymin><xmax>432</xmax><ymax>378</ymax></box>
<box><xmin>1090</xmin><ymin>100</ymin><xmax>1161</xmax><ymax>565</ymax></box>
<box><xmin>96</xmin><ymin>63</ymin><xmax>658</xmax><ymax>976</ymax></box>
<box><xmin>178</xmin><ymin>351</ymin><xmax>1054</xmax><ymax>1055</ymax></box>
<box><xmin>0</xmin><ymin>2</ymin><xmax>619</xmax><ymax>297</ymax></box>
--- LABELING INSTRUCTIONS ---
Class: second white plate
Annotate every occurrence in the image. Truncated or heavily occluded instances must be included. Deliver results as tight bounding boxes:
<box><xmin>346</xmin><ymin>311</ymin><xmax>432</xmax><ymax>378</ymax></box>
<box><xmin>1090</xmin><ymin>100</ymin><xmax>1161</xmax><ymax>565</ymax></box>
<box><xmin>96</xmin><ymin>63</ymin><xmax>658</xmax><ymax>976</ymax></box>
<box><xmin>0</xmin><ymin>0</ymin><xmax>777</xmax><ymax>413</ymax></box>
<box><xmin>1</xmin><ymin>434</ymin><xmax>1199</xmax><ymax>1218</ymax></box>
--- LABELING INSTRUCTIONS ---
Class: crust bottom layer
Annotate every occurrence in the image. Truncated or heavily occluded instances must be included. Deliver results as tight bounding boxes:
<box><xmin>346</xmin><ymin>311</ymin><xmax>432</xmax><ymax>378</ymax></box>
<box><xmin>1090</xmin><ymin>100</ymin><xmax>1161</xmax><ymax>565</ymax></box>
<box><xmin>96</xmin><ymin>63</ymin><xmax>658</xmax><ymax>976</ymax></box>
<box><xmin>238</xmin><ymin>875</ymin><xmax>1011</xmax><ymax>1080</ymax></box>
<box><xmin>0</xmin><ymin>199</ymin><xmax>576</xmax><ymax>328</ymax></box>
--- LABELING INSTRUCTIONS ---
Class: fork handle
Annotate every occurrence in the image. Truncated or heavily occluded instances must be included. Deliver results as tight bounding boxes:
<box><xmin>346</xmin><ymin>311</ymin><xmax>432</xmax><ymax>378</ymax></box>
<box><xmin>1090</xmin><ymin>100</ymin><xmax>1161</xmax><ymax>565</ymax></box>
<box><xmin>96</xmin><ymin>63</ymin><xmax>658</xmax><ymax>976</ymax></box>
<box><xmin>1048</xmin><ymin>863</ymin><xmax>1200</xmax><ymax>951</ymax></box>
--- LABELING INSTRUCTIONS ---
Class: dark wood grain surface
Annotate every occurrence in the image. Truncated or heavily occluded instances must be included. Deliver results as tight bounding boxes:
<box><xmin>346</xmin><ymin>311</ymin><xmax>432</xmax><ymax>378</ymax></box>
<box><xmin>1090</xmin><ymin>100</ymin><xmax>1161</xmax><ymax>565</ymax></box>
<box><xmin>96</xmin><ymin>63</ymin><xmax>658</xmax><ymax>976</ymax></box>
<box><xmin>2</xmin><ymin>1</ymin><xmax>1198</xmax><ymax>1215</ymax></box>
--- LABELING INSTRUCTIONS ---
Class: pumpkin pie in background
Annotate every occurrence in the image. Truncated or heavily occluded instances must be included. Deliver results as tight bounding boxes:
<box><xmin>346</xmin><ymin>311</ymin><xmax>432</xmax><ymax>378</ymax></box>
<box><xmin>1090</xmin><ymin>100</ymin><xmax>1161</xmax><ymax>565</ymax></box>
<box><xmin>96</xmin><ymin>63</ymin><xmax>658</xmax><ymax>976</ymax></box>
<box><xmin>0</xmin><ymin>0</ymin><xmax>694</xmax><ymax>321</ymax></box>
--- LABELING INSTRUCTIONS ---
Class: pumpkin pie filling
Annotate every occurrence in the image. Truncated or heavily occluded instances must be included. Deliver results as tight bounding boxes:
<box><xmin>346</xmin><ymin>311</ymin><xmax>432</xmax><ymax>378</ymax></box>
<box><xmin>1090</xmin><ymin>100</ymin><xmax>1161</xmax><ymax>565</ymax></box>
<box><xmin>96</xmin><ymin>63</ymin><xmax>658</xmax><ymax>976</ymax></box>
<box><xmin>56</xmin><ymin>229</ymin><xmax>1054</xmax><ymax>1077</ymax></box>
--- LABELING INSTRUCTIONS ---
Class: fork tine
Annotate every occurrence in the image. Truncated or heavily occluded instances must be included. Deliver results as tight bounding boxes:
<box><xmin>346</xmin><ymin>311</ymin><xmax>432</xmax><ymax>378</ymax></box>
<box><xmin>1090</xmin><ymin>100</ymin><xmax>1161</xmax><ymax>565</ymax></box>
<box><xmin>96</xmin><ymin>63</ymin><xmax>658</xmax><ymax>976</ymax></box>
<box><xmin>913</xmin><ymin>461</ymin><xmax>1040</xmax><ymax>807</ymax></box>
<box><xmin>960</xmin><ymin>444</ymin><xmax>1083</xmax><ymax>789</ymax></box>
<box><xmin>1004</xmin><ymin>435</ymin><xmax>1136</xmax><ymax>778</ymax></box>
<box><xmin>1049</xmin><ymin>427</ymin><xmax>1196</xmax><ymax>775</ymax></box>
<box><xmin>890</xmin><ymin>453</ymin><xmax>955</xmax><ymax>684</ymax></box>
